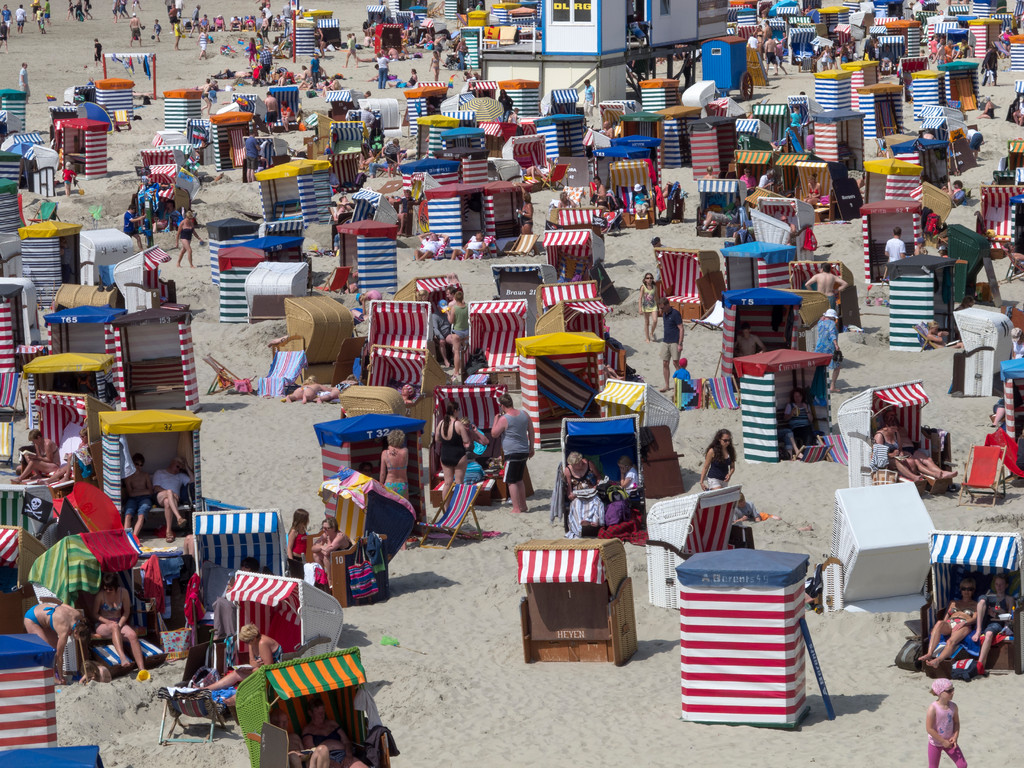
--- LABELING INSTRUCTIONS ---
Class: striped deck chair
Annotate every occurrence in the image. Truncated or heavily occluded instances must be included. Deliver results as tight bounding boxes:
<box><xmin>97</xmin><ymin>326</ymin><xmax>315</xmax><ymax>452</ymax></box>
<box><xmin>93</xmin><ymin>637</ymin><xmax>166</xmax><ymax>669</ymax></box>
<box><xmin>0</xmin><ymin>373</ymin><xmax>21</xmax><ymax>467</ymax></box>
<box><xmin>822</xmin><ymin>434</ymin><xmax>848</xmax><ymax>465</ymax></box>
<box><xmin>800</xmin><ymin>444</ymin><xmax>830</xmax><ymax>463</ymax></box>
<box><xmin>112</xmin><ymin>110</ymin><xmax>132</xmax><ymax>132</ymax></box>
<box><xmin>536</xmin><ymin>356</ymin><xmax>597</xmax><ymax>417</ymax></box>
<box><xmin>420</xmin><ymin>483</ymin><xmax>482</xmax><ymax>549</ymax></box>
<box><xmin>504</xmin><ymin>235</ymin><xmax>539</xmax><ymax>257</ymax></box>
<box><xmin>158</xmin><ymin>688</ymin><xmax>230</xmax><ymax>744</ymax></box>
<box><xmin>257</xmin><ymin>350</ymin><xmax>308</xmax><ymax>397</ymax></box>
<box><xmin>704</xmin><ymin>377</ymin><xmax>739</xmax><ymax>410</ymax></box>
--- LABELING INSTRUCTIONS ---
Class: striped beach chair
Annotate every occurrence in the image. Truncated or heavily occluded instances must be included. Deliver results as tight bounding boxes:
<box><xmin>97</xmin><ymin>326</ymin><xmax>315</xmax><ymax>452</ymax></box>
<box><xmin>420</xmin><ymin>483</ymin><xmax>482</xmax><ymax>549</ymax></box>
<box><xmin>0</xmin><ymin>373</ymin><xmax>20</xmax><ymax>466</ymax></box>
<box><xmin>92</xmin><ymin>636</ymin><xmax>166</xmax><ymax>669</ymax></box>
<box><xmin>257</xmin><ymin>350</ymin><xmax>307</xmax><ymax>397</ymax></box>
<box><xmin>799</xmin><ymin>443</ymin><xmax>830</xmax><ymax>463</ymax></box>
<box><xmin>704</xmin><ymin>377</ymin><xmax>739</xmax><ymax>410</ymax></box>
<box><xmin>822</xmin><ymin>434</ymin><xmax>849</xmax><ymax>465</ymax></box>
<box><xmin>158</xmin><ymin>688</ymin><xmax>230</xmax><ymax>744</ymax></box>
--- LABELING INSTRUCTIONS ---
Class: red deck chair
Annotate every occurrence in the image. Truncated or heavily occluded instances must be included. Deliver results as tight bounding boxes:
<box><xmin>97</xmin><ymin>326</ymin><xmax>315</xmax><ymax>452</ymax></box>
<box><xmin>958</xmin><ymin>445</ymin><xmax>1007</xmax><ymax>506</ymax></box>
<box><xmin>315</xmin><ymin>266</ymin><xmax>352</xmax><ymax>293</ymax></box>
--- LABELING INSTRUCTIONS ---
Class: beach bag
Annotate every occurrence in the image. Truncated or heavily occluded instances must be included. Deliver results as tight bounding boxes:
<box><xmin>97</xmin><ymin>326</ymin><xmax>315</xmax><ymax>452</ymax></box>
<box><xmin>894</xmin><ymin>638</ymin><xmax>922</xmax><ymax>672</ymax></box>
<box><xmin>925</xmin><ymin>213</ymin><xmax>941</xmax><ymax>235</ymax></box>
<box><xmin>803</xmin><ymin>228</ymin><xmax>818</xmax><ymax>251</ymax></box>
<box><xmin>951</xmin><ymin>658</ymin><xmax>979</xmax><ymax>681</ymax></box>
<box><xmin>347</xmin><ymin>542</ymin><xmax>379</xmax><ymax>600</ymax></box>
<box><xmin>604</xmin><ymin>499</ymin><xmax>631</xmax><ymax>527</ymax></box>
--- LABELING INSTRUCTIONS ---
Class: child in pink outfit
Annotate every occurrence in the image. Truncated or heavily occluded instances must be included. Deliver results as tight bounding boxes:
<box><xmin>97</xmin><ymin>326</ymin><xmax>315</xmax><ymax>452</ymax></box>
<box><xmin>926</xmin><ymin>678</ymin><xmax>967</xmax><ymax>768</ymax></box>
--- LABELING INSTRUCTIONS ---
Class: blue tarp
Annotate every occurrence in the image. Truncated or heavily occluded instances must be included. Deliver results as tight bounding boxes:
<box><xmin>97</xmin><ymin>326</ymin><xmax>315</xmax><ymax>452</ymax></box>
<box><xmin>236</xmin><ymin>236</ymin><xmax>303</xmax><ymax>253</ymax></box>
<box><xmin>593</xmin><ymin>146</ymin><xmax>649</xmax><ymax>159</ymax></box>
<box><xmin>1000</xmin><ymin>359</ymin><xmax>1024</xmax><ymax>381</ymax></box>
<box><xmin>314</xmin><ymin>415</ymin><xmax>425</xmax><ymax>446</ymax></box>
<box><xmin>611</xmin><ymin>136</ymin><xmax>661</xmax><ymax>150</ymax></box>
<box><xmin>722</xmin><ymin>288</ymin><xmax>802</xmax><ymax>309</ymax></box>
<box><xmin>721</xmin><ymin>241</ymin><xmax>797</xmax><ymax>265</ymax></box>
<box><xmin>44</xmin><ymin>306</ymin><xmax>127</xmax><ymax>325</ymax></box>
<box><xmin>0</xmin><ymin>634</ymin><xmax>57</xmax><ymax>670</ymax></box>
<box><xmin>4</xmin><ymin>747</ymin><xmax>104</xmax><ymax>768</ymax></box>
<box><xmin>439</xmin><ymin>127</ymin><xmax>485</xmax><ymax>139</ymax></box>
<box><xmin>677</xmin><ymin>549</ymin><xmax>809</xmax><ymax>589</ymax></box>
<box><xmin>889</xmin><ymin>138</ymin><xmax>949</xmax><ymax>153</ymax></box>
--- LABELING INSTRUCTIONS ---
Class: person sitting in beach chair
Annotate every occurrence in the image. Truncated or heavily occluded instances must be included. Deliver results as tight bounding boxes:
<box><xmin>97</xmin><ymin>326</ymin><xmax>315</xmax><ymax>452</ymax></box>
<box><xmin>919</xmin><ymin>577</ymin><xmax>979</xmax><ymax>668</ymax></box>
<box><xmin>154</xmin><ymin>457</ymin><xmax>194</xmax><ymax>543</ymax></box>
<box><xmin>302</xmin><ymin>699</ymin><xmax>370</xmax><ymax>768</ymax></box>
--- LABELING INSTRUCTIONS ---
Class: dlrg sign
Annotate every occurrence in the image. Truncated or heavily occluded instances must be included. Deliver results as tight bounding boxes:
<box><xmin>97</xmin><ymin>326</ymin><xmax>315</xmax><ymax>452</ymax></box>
<box><xmin>552</xmin><ymin>1</ymin><xmax>591</xmax><ymax>23</ymax></box>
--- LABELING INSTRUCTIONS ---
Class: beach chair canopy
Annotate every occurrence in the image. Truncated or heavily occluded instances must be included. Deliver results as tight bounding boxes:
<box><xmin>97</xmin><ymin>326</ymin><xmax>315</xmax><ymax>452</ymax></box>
<box><xmin>193</xmin><ymin>509</ymin><xmax>286</xmax><ymax>583</ymax></box>
<box><xmin>317</xmin><ymin>467</ymin><xmax>418</xmax><ymax>562</ymax></box>
<box><xmin>886</xmin><ymin>253</ymin><xmax>955</xmax><ymax>281</ymax></box>
<box><xmin>561</xmin><ymin>415</ymin><xmax>641</xmax><ymax>488</ymax></box>
<box><xmin>314</xmin><ymin>414</ymin><xmax>424</xmax><ymax>446</ymax></box>
<box><xmin>721</xmin><ymin>241</ymin><xmax>797</xmax><ymax>264</ymax></box>
<box><xmin>929</xmin><ymin>531</ymin><xmax>1022</xmax><ymax>611</ymax></box>
<box><xmin>517</xmin><ymin>546</ymin><xmax>606</xmax><ymax>584</ymax></box>
<box><xmin>1001</xmin><ymin>358</ymin><xmax>1024</xmax><ymax>382</ymax></box>
<box><xmin>98</xmin><ymin>410</ymin><xmax>201</xmax><ymax>434</ymax></box>
<box><xmin>44</xmin><ymin>306</ymin><xmax>127</xmax><ymax>325</ymax></box>
<box><xmin>733</xmin><ymin>349</ymin><xmax>832</xmax><ymax>377</ymax></box>
<box><xmin>515</xmin><ymin>331</ymin><xmax>605</xmax><ymax>357</ymax></box>
<box><xmin>28</xmin><ymin>530</ymin><xmax>141</xmax><ymax>604</ymax></box>
<box><xmin>24</xmin><ymin>352</ymin><xmax>113</xmax><ymax>375</ymax></box>
<box><xmin>2</xmin><ymin>746</ymin><xmax>104</xmax><ymax>768</ymax></box>
<box><xmin>722</xmin><ymin>287</ymin><xmax>801</xmax><ymax>309</ymax></box>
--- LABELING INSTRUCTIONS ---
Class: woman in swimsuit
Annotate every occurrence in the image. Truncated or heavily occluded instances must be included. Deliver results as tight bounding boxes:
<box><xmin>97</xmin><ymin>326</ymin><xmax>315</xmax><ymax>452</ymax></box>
<box><xmin>23</xmin><ymin>603</ymin><xmax>89</xmax><ymax>684</ymax></box>
<box><xmin>312</xmin><ymin>516</ymin><xmax>352</xmax><ymax>584</ymax></box>
<box><xmin>919</xmin><ymin>578</ymin><xmax>978</xmax><ymax>668</ymax></box>
<box><xmin>379</xmin><ymin>429</ymin><xmax>410</xmax><ymax>500</ymax></box>
<box><xmin>175</xmin><ymin>210</ymin><xmax>202</xmax><ymax>267</ymax></box>
<box><xmin>434</xmin><ymin>402</ymin><xmax>484</xmax><ymax>500</ymax></box>
<box><xmin>873</xmin><ymin>424</ymin><xmax>924</xmax><ymax>482</ymax></box>
<box><xmin>91</xmin><ymin>571</ymin><xmax>147</xmax><ymax>671</ymax></box>
<box><xmin>238</xmin><ymin>623</ymin><xmax>282</xmax><ymax>667</ymax></box>
<box><xmin>302</xmin><ymin>699</ymin><xmax>370</xmax><ymax>768</ymax></box>
<box><xmin>563</xmin><ymin>451</ymin><xmax>604</xmax><ymax>537</ymax></box>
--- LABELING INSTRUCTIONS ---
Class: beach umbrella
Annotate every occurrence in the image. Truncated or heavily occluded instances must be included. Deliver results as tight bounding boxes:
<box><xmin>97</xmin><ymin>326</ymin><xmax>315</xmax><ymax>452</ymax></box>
<box><xmin>466</xmin><ymin>96</ymin><xmax>503</xmax><ymax>121</ymax></box>
<box><xmin>77</xmin><ymin>101</ymin><xmax>113</xmax><ymax>131</ymax></box>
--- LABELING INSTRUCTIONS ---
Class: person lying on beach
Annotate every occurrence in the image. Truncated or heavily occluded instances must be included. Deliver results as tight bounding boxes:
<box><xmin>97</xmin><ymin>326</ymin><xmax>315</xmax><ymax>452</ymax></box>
<box><xmin>284</xmin><ymin>376</ymin><xmax>332</xmax><ymax>403</ymax></box>
<box><xmin>882</xmin><ymin>409</ymin><xmax>956</xmax><ymax>482</ymax></box>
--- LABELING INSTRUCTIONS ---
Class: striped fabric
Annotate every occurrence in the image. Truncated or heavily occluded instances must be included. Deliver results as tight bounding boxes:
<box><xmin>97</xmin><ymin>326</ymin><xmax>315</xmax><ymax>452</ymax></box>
<box><xmin>194</xmin><ymin>509</ymin><xmax>284</xmax><ymax>574</ymax></box>
<box><xmin>0</xmin><ymin>305</ymin><xmax>14</xmax><ymax>374</ymax></box>
<box><xmin>265</xmin><ymin>652</ymin><xmax>366</xmax><ymax>700</ymax></box>
<box><xmin>366</xmin><ymin>346</ymin><xmax>426</xmax><ymax>388</ymax></box>
<box><xmin>981</xmin><ymin>185</ymin><xmax>1024</xmax><ymax>241</ymax></box>
<box><xmin>469</xmin><ymin>300</ymin><xmax>527</xmax><ymax>370</ymax></box>
<box><xmin>432</xmin><ymin>483</ymin><xmax>479</xmax><ymax>529</ymax></box>
<box><xmin>367</xmin><ymin>301</ymin><xmax>430</xmax><ymax>350</ymax></box>
<box><xmin>873</xmin><ymin>382</ymin><xmax>929</xmax><ymax>409</ymax></box>
<box><xmin>21</xmin><ymin>237</ymin><xmax>63</xmax><ymax>309</ymax></box>
<box><xmin>258</xmin><ymin>350</ymin><xmax>307</xmax><ymax>397</ymax></box>
<box><xmin>520</xmin><ymin>349</ymin><xmax>604</xmax><ymax>450</ymax></box>
<box><xmin>595</xmin><ymin>380</ymin><xmax>646</xmax><ymax>420</ymax></box>
<box><xmin>0</xmin><ymin>660</ymin><xmax>56</xmax><ymax>749</ymax></box>
<box><xmin>539</xmin><ymin>282</ymin><xmax>598</xmax><ymax>312</ymax></box>
<box><xmin>561</xmin><ymin>300</ymin><xmax>609</xmax><ymax>337</ymax></box>
<box><xmin>225</xmin><ymin>572</ymin><xmax>299</xmax><ymax>618</ymax></box>
<box><xmin>721</xmin><ymin>304</ymin><xmax>797</xmax><ymax>378</ymax></box>
<box><xmin>355</xmin><ymin>235</ymin><xmax>397</xmax><ymax>293</ymax></box>
<box><xmin>93</xmin><ymin>638</ymin><xmax>164</xmax><ymax>668</ymax></box>
<box><xmin>822</xmin><ymin>434</ymin><xmax>848</xmax><ymax>465</ymax></box>
<box><xmin>27</xmin><ymin>534</ymin><xmax>101</xmax><ymax>604</ymax></box>
<box><xmin>32</xmin><ymin>392</ymin><xmax>86</xmax><ymax>444</ymax></box>
<box><xmin>0</xmin><ymin>526</ymin><xmax>18</xmax><ymax>566</ymax></box>
<box><xmin>432</xmin><ymin>385</ymin><xmax>506</xmax><ymax>431</ymax></box>
<box><xmin>556</xmin><ymin>208</ymin><xmax>604</xmax><ymax>228</ymax></box>
<box><xmin>930</xmin><ymin>531</ymin><xmax>1021</xmax><ymax>610</ymax></box>
<box><xmin>516</xmin><ymin>548</ymin><xmax>605</xmax><ymax>584</ymax></box>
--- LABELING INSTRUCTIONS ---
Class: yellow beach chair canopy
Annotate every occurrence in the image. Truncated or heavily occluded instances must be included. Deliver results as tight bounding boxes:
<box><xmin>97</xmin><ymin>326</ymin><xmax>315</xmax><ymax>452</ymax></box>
<box><xmin>18</xmin><ymin>221</ymin><xmax>84</xmax><ymax>239</ymax></box>
<box><xmin>24</xmin><ymin>352</ymin><xmax>113</xmax><ymax>374</ymax></box>
<box><xmin>515</xmin><ymin>332</ymin><xmax>606</xmax><ymax>357</ymax></box>
<box><xmin>595</xmin><ymin>380</ymin><xmax>646</xmax><ymax>413</ymax></box>
<box><xmin>99</xmin><ymin>410</ymin><xmax>202</xmax><ymax>435</ymax></box>
<box><xmin>864</xmin><ymin>158</ymin><xmax>924</xmax><ymax>176</ymax></box>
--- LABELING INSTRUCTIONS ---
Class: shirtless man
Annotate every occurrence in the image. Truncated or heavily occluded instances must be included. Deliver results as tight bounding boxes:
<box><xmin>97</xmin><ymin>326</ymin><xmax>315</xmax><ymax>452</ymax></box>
<box><xmin>804</xmin><ymin>263</ymin><xmax>849</xmax><ymax>313</ymax></box>
<box><xmin>264</xmin><ymin>92</ymin><xmax>278</xmax><ymax>127</ymax></box>
<box><xmin>734</xmin><ymin>322</ymin><xmax>766</xmax><ymax>357</ymax></box>
<box><xmin>128</xmin><ymin>12</ymin><xmax>141</xmax><ymax>46</ymax></box>
<box><xmin>15</xmin><ymin>428</ymin><xmax>59</xmax><ymax>483</ymax></box>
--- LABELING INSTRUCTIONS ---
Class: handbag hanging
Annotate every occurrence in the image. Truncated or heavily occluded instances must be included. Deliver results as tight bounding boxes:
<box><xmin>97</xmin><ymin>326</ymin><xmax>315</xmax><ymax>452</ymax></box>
<box><xmin>347</xmin><ymin>540</ymin><xmax>380</xmax><ymax>600</ymax></box>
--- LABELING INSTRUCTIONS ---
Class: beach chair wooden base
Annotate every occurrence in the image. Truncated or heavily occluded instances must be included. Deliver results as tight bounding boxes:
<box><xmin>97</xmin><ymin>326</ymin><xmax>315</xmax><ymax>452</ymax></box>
<box><xmin>519</xmin><ymin>576</ymin><xmax>636</xmax><ymax>666</ymax></box>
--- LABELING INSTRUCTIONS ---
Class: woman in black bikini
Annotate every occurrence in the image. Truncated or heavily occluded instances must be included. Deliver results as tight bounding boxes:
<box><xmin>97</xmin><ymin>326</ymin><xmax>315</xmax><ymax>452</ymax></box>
<box><xmin>434</xmin><ymin>401</ymin><xmax>485</xmax><ymax>500</ymax></box>
<box><xmin>302</xmin><ymin>699</ymin><xmax>369</xmax><ymax>768</ymax></box>
<box><xmin>175</xmin><ymin>209</ymin><xmax>203</xmax><ymax>267</ymax></box>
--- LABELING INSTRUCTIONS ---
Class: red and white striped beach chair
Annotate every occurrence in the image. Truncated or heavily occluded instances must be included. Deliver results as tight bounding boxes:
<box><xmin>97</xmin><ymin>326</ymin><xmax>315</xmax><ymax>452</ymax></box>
<box><xmin>537</xmin><ymin>280</ymin><xmax>599</xmax><ymax>314</ymax></box>
<box><xmin>257</xmin><ymin>350</ymin><xmax>307</xmax><ymax>397</ymax></box>
<box><xmin>366</xmin><ymin>300</ymin><xmax>431</xmax><ymax>350</ymax></box>
<box><xmin>655</xmin><ymin>248</ymin><xmax>706</xmax><ymax>319</ymax></box>
<box><xmin>419</xmin><ymin>483</ymin><xmax>482</xmax><ymax>549</ymax></box>
<box><xmin>468</xmin><ymin>300</ymin><xmax>527</xmax><ymax>383</ymax></box>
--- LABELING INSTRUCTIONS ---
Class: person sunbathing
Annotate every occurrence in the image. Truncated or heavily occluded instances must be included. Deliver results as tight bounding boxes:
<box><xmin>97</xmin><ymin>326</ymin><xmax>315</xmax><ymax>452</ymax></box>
<box><xmin>91</xmin><ymin>571</ymin><xmax>148</xmax><ymax>672</ymax></box>
<box><xmin>415</xmin><ymin>232</ymin><xmax>446</xmax><ymax>261</ymax></box>
<box><xmin>302</xmin><ymin>700</ymin><xmax>369</xmax><ymax>768</ymax></box>
<box><xmin>973</xmin><ymin>573</ymin><xmax>1014</xmax><ymax>675</ymax></box>
<box><xmin>920</xmin><ymin>578</ymin><xmax>979</xmax><ymax>667</ymax></box>
<box><xmin>922</xmin><ymin>321</ymin><xmax>961</xmax><ymax>348</ymax></box>
<box><xmin>14</xmin><ymin>428</ymin><xmax>60</xmax><ymax>483</ymax></box>
<box><xmin>882</xmin><ymin>409</ymin><xmax>957</xmax><ymax>481</ymax></box>
<box><xmin>872</xmin><ymin>428</ymin><xmax>923</xmax><ymax>483</ymax></box>
<box><xmin>269</xmin><ymin>710</ymin><xmax>332</xmax><ymax>768</ymax></box>
<box><xmin>153</xmin><ymin>457</ymin><xmax>194</xmax><ymax>543</ymax></box>
<box><xmin>285</xmin><ymin>376</ymin><xmax>331</xmax><ymax>403</ymax></box>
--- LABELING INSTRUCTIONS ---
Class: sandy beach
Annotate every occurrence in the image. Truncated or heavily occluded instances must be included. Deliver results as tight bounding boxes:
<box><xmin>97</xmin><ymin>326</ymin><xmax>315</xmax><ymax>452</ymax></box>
<box><xmin>4</xmin><ymin>4</ymin><xmax>1024</xmax><ymax>766</ymax></box>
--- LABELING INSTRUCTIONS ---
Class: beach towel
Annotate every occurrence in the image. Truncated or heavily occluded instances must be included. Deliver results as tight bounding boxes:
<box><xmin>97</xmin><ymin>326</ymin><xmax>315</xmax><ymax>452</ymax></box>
<box><xmin>598</xmin><ymin>517</ymin><xmax>647</xmax><ymax>546</ymax></box>
<box><xmin>705</xmin><ymin>377</ymin><xmax>739</xmax><ymax>410</ymax></box>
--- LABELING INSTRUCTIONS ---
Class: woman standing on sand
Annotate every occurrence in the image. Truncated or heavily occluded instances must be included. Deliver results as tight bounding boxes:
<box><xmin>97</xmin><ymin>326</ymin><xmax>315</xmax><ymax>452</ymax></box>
<box><xmin>175</xmin><ymin>210</ymin><xmax>202</xmax><ymax>267</ymax></box>
<box><xmin>639</xmin><ymin>272</ymin><xmax>658</xmax><ymax>343</ymax></box>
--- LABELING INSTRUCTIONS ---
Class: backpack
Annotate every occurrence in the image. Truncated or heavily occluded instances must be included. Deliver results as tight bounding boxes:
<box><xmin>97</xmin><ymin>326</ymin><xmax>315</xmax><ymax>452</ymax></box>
<box><xmin>925</xmin><ymin>213</ymin><xmax>941</xmax><ymax>235</ymax></box>
<box><xmin>604</xmin><ymin>499</ymin><xmax>631</xmax><ymax>527</ymax></box>
<box><xmin>951</xmin><ymin>658</ymin><xmax>979</xmax><ymax>681</ymax></box>
<box><xmin>894</xmin><ymin>638</ymin><xmax>923</xmax><ymax>672</ymax></box>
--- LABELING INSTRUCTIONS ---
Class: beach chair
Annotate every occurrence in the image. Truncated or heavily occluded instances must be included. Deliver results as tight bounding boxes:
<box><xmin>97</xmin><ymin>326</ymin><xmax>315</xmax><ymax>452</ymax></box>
<box><xmin>691</xmin><ymin>300</ymin><xmax>724</xmax><ymax>330</ymax></box>
<box><xmin>544</xmin><ymin>163</ymin><xmax>569</xmax><ymax>191</ymax></box>
<box><xmin>504</xmin><ymin>234</ymin><xmax>539</xmax><ymax>257</ymax></box>
<box><xmin>419</xmin><ymin>483</ymin><xmax>482</xmax><ymax>549</ymax></box>
<box><xmin>28</xmin><ymin>201</ymin><xmax>59</xmax><ymax>223</ymax></box>
<box><xmin>315</xmin><ymin>266</ymin><xmax>352</xmax><ymax>293</ymax></box>
<box><xmin>157</xmin><ymin>688</ymin><xmax>230</xmax><ymax>745</ymax></box>
<box><xmin>536</xmin><ymin>356</ymin><xmax>598</xmax><ymax>417</ymax></box>
<box><xmin>257</xmin><ymin>349</ymin><xmax>307</xmax><ymax>397</ymax></box>
<box><xmin>822</xmin><ymin>433</ymin><xmax>849</xmax><ymax>465</ymax></box>
<box><xmin>915</xmin><ymin>322</ymin><xmax>943</xmax><ymax>349</ymax></box>
<box><xmin>799</xmin><ymin>443</ymin><xmax>830</xmax><ymax>463</ymax></box>
<box><xmin>202</xmin><ymin>355</ymin><xmax>249</xmax><ymax>395</ymax></box>
<box><xmin>703</xmin><ymin>377</ymin><xmax>739</xmax><ymax>410</ymax></box>
<box><xmin>0</xmin><ymin>373</ymin><xmax>21</xmax><ymax>466</ymax></box>
<box><xmin>1002</xmin><ymin>249</ymin><xmax>1024</xmax><ymax>283</ymax></box>
<box><xmin>985</xmin><ymin>429</ymin><xmax>1024</xmax><ymax>479</ymax></box>
<box><xmin>958</xmin><ymin>445</ymin><xmax>1007</xmax><ymax>506</ymax></box>
<box><xmin>112</xmin><ymin>110</ymin><xmax>132</xmax><ymax>132</ymax></box>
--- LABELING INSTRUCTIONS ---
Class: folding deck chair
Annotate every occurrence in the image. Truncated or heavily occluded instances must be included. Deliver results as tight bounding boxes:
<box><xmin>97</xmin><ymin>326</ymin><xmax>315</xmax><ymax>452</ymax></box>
<box><xmin>504</xmin><ymin>234</ymin><xmax>539</xmax><ymax>257</ymax></box>
<box><xmin>821</xmin><ymin>433</ymin><xmax>849</xmax><ymax>465</ymax></box>
<box><xmin>958</xmin><ymin>445</ymin><xmax>1007</xmax><ymax>506</ymax></box>
<box><xmin>535</xmin><ymin>356</ymin><xmax>598</xmax><ymax>417</ymax></box>
<box><xmin>158</xmin><ymin>688</ymin><xmax>230</xmax><ymax>744</ymax></box>
<box><xmin>315</xmin><ymin>266</ymin><xmax>352</xmax><ymax>293</ymax></box>
<box><xmin>257</xmin><ymin>349</ymin><xmax>307</xmax><ymax>397</ymax></box>
<box><xmin>985</xmin><ymin>429</ymin><xmax>1024</xmax><ymax>479</ymax></box>
<box><xmin>202</xmin><ymin>355</ymin><xmax>248</xmax><ymax>395</ymax></box>
<box><xmin>703</xmin><ymin>376</ymin><xmax>739</xmax><ymax>410</ymax></box>
<box><xmin>29</xmin><ymin>201</ymin><xmax>59</xmax><ymax>223</ymax></box>
<box><xmin>915</xmin><ymin>322</ymin><xmax>943</xmax><ymax>349</ymax></box>
<box><xmin>0</xmin><ymin>373</ymin><xmax>22</xmax><ymax>466</ymax></box>
<box><xmin>112</xmin><ymin>110</ymin><xmax>132</xmax><ymax>132</ymax></box>
<box><xmin>420</xmin><ymin>483</ymin><xmax>483</xmax><ymax>549</ymax></box>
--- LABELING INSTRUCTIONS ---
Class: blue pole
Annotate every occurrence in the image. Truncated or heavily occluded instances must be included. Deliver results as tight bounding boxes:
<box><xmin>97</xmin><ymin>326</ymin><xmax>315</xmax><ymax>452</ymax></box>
<box><xmin>799</xmin><ymin>616</ymin><xmax>836</xmax><ymax>721</ymax></box>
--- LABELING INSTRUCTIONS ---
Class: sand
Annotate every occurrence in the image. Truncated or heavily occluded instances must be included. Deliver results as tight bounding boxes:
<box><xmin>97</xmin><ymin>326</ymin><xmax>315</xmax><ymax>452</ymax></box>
<box><xmin>6</xmin><ymin>6</ymin><xmax>1024</xmax><ymax>767</ymax></box>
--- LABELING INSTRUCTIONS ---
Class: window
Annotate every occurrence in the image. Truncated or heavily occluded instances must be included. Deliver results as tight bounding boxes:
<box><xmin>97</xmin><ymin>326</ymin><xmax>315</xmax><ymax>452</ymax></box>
<box><xmin>551</xmin><ymin>0</ymin><xmax>593</xmax><ymax>24</ymax></box>
<box><xmin>660</xmin><ymin>0</ymin><xmax>670</xmax><ymax>15</ymax></box>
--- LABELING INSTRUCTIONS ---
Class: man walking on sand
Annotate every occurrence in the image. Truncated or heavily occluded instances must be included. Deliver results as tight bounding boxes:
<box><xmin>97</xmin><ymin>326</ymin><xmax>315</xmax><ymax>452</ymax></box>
<box><xmin>129</xmin><ymin>11</ymin><xmax>141</xmax><ymax>45</ymax></box>
<box><xmin>658</xmin><ymin>297</ymin><xmax>683</xmax><ymax>393</ymax></box>
<box><xmin>491</xmin><ymin>393</ymin><xmax>534</xmax><ymax>515</ymax></box>
<box><xmin>15</xmin><ymin>3</ymin><xmax>25</xmax><ymax>32</ymax></box>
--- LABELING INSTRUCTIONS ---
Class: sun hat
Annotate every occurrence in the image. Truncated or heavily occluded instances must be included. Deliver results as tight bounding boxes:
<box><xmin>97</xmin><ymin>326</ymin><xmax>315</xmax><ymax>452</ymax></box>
<box><xmin>438</xmin><ymin>299</ymin><xmax>448</xmax><ymax>310</ymax></box>
<box><xmin>634</xmin><ymin>183</ymin><xmax>642</xmax><ymax>191</ymax></box>
<box><xmin>823</xmin><ymin>309</ymin><xmax>838</xmax><ymax>320</ymax></box>
<box><xmin>931</xmin><ymin>678</ymin><xmax>953</xmax><ymax>695</ymax></box>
